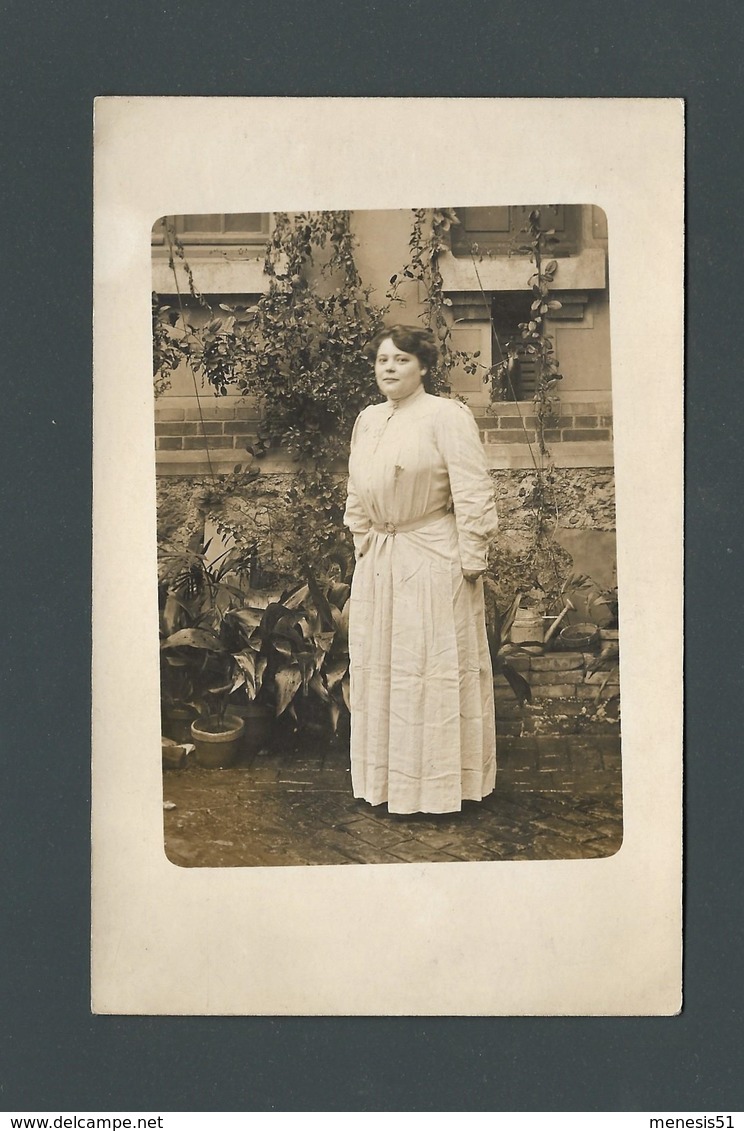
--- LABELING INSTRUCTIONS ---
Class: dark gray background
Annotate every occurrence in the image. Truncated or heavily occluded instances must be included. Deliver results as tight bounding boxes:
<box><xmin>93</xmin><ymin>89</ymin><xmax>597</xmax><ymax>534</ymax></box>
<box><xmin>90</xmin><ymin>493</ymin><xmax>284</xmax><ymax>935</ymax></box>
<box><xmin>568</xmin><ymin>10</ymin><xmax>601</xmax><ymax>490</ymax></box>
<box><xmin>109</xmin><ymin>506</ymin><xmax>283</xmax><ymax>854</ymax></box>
<box><xmin>1</xmin><ymin>0</ymin><xmax>738</xmax><ymax>1112</ymax></box>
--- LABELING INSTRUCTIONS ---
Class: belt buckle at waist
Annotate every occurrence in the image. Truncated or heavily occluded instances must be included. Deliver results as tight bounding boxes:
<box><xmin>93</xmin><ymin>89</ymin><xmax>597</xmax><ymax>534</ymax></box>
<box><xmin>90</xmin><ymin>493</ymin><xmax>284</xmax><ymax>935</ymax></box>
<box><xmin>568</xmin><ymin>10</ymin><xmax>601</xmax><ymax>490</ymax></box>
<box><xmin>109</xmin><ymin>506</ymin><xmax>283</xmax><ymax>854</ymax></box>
<box><xmin>384</xmin><ymin>521</ymin><xmax>396</xmax><ymax>535</ymax></box>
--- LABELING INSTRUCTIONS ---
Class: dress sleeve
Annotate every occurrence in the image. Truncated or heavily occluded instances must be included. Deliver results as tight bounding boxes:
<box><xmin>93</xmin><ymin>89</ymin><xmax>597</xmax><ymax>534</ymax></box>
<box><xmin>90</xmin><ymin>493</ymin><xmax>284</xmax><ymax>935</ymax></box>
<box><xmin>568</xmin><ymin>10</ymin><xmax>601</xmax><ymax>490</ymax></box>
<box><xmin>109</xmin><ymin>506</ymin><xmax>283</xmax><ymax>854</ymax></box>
<box><xmin>343</xmin><ymin>412</ymin><xmax>372</xmax><ymax>557</ymax></box>
<box><xmin>435</xmin><ymin>400</ymin><xmax>499</xmax><ymax>572</ymax></box>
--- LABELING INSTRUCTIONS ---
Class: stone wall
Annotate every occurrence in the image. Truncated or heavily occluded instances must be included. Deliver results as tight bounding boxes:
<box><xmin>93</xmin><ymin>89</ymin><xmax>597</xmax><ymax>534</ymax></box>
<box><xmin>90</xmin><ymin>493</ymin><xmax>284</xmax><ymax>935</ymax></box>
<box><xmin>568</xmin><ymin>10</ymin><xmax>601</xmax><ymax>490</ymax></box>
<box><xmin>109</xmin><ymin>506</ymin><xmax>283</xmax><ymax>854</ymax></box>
<box><xmin>157</xmin><ymin>466</ymin><xmax>616</xmax><ymax>598</ymax></box>
<box><xmin>492</xmin><ymin>467</ymin><xmax>616</xmax><ymax>531</ymax></box>
<box><xmin>157</xmin><ymin>470</ymin><xmax>298</xmax><ymax>583</ymax></box>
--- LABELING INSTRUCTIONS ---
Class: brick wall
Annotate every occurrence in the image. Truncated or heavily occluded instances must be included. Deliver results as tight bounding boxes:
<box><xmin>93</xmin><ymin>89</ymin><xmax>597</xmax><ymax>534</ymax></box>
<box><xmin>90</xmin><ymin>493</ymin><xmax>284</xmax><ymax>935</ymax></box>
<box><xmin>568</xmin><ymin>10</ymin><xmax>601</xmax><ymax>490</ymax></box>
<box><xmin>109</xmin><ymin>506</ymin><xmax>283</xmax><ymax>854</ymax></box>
<box><xmin>154</xmin><ymin>398</ymin><xmax>261</xmax><ymax>454</ymax></box>
<box><xmin>475</xmin><ymin>402</ymin><xmax>613</xmax><ymax>446</ymax></box>
<box><xmin>155</xmin><ymin>397</ymin><xmax>612</xmax><ymax>455</ymax></box>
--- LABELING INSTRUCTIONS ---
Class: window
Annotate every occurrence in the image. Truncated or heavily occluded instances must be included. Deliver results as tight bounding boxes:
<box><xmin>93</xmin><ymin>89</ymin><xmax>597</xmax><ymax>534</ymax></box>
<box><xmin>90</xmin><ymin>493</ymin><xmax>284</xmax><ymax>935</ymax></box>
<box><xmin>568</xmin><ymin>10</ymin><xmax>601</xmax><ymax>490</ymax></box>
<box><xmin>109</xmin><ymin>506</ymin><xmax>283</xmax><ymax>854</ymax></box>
<box><xmin>151</xmin><ymin>213</ymin><xmax>270</xmax><ymax>247</ymax></box>
<box><xmin>488</xmin><ymin>291</ymin><xmax>546</xmax><ymax>401</ymax></box>
<box><xmin>450</xmin><ymin>205</ymin><xmax>581</xmax><ymax>257</ymax></box>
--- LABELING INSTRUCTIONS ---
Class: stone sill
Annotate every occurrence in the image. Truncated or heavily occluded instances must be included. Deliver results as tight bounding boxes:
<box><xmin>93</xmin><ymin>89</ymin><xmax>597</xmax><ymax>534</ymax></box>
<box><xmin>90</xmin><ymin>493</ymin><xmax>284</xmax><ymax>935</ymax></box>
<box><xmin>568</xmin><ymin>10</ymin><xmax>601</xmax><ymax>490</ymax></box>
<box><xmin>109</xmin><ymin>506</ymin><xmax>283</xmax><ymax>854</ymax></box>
<box><xmin>439</xmin><ymin>247</ymin><xmax>607</xmax><ymax>293</ymax></box>
<box><xmin>156</xmin><ymin>441</ymin><xmax>614</xmax><ymax>476</ymax></box>
<box><xmin>156</xmin><ymin>448</ymin><xmax>300</xmax><ymax>476</ymax></box>
<box><xmin>153</xmin><ymin>256</ymin><xmax>269</xmax><ymax>296</ymax></box>
<box><xmin>483</xmin><ymin>441</ymin><xmax>614</xmax><ymax>470</ymax></box>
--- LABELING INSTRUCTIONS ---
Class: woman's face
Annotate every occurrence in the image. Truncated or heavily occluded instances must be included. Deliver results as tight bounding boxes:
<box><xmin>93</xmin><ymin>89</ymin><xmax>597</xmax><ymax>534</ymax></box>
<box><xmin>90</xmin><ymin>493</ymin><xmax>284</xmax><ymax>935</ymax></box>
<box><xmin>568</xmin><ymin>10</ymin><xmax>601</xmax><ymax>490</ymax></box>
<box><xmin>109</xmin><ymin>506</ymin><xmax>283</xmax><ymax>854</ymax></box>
<box><xmin>374</xmin><ymin>338</ymin><xmax>427</xmax><ymax>402</ymax></box>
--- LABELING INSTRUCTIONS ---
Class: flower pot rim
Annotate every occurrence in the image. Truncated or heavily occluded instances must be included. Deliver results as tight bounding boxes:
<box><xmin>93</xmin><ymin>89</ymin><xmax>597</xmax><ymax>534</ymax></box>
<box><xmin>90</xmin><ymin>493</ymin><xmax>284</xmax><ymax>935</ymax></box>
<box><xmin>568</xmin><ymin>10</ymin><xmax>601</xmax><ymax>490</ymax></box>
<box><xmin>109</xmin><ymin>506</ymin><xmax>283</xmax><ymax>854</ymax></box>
<box><xmin>190</xmin><ymin>714</ymin><xmax>245</xmax><ymax>742</ymax></box>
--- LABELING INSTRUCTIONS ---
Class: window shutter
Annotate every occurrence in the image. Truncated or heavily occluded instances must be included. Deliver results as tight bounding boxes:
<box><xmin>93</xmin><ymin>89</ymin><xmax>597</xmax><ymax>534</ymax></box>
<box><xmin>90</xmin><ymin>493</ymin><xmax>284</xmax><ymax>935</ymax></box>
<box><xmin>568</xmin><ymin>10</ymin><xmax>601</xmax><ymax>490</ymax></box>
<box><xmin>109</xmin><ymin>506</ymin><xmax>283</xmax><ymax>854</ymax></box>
<box><xmin>451</xmin><ymin>205</ymin><xmax>581</xmax><ymax>256</ymax></box>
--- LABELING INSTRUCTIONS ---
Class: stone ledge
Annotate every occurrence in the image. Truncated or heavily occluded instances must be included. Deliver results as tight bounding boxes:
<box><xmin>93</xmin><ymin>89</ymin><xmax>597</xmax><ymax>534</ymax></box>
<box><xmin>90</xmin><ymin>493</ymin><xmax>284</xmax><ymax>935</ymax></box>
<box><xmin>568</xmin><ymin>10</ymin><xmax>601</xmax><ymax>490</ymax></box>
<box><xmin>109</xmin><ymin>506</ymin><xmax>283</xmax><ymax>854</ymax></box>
<box><xmin>483</xmin><ymin>441</ymin><xmax>614</xmax><ymax>469</ymax></box>
<box><xmin>156</xmin><ymin>448</ymin><xmax>301</xmax><ymax>476</ymax></box>
<box><xmin>439</xmin><ymin>246</ymin><xmax>607</xmax><ymax>292</ymax></box>
<box><xmin>153</xmin><ymin>257</ymin><xmax>268</xmax><ymax>296</ymax></box>
<box><xmin>156</xmin><ymin>439</ymin><xmax>615</xmax><ymax>472</ymax></box>
<box><xmin>530</xmin><ymin>653</ymin><xmax>585</xmax><ymax>671</ymax></box>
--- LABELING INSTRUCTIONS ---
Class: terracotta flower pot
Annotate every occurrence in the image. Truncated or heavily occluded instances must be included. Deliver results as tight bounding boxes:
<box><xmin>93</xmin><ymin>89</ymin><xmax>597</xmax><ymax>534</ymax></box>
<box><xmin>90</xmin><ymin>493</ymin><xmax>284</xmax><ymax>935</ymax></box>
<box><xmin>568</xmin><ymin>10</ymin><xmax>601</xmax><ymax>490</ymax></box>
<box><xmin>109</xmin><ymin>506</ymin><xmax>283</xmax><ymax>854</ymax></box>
<box><xmin>162</xmin><ymin>705</ymin><xmax>197</xmax><ymax>744</ymax></box>
<box><xmin>234</xmin><ymin>702</ymin><xmax>273</xmax><ymax>757</ymax></box>
<box><xmin>190</xmin><ymin>714</ymin><xmax>245</xmax><ymax>769</ymax></box>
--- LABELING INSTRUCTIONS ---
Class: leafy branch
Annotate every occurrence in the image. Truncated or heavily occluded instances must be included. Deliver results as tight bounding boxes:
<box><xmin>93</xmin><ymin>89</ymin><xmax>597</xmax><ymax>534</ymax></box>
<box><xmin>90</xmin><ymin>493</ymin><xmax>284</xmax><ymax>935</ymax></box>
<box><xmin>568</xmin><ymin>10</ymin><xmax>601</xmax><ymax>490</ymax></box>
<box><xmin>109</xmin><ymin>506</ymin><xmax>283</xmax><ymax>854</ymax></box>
<box><xmin>388</xmin><ymin>207</ymin><xmax>486</xmax><ymax>394</ymax></box>
<box><xmin>484</xmin><ymin>208</ymin><xmax>569</xmax><ymax>606</ymax></box>
<box><xmin>488</xmin><ymin>208</ymin><xmax>564</xmax><ymax>455</ymax></box>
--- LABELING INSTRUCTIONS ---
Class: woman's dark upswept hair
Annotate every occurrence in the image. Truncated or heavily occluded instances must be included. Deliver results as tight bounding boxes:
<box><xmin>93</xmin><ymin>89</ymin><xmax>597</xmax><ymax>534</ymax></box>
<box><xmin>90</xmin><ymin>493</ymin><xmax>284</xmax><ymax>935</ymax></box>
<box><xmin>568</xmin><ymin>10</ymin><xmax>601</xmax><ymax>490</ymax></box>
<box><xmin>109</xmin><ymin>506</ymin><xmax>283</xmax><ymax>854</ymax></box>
<box><xmin>366</xmin><ymin>324</ymin><xmax>440</xmax><ymax>394</ymax></box>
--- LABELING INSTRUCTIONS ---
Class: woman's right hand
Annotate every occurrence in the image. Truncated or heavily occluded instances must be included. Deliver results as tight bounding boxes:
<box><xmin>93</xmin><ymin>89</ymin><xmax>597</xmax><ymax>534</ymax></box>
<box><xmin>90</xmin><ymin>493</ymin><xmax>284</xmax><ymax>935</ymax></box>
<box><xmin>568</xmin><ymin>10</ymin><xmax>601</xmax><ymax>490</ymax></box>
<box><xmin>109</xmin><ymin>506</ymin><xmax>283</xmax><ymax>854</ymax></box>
<box><xmin>353</xmin><ymin>530</ymin><xmax>372</xmax><ymax>560</ymax></box>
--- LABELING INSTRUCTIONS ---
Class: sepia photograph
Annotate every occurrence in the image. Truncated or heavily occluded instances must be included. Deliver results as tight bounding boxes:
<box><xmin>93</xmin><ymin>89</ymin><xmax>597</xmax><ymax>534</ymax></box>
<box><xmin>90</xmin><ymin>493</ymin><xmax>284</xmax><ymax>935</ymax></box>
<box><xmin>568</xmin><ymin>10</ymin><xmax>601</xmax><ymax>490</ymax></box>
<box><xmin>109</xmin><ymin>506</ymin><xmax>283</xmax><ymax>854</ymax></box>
<box><xmin>152</xmin><ymin>204</ymin><xmax>621</xmax><ymax>868</ymax></box>
<box><xmin>92</xmin><ymin>97</ymin><xmax>682</xmax><ymax>1016</ymax></box>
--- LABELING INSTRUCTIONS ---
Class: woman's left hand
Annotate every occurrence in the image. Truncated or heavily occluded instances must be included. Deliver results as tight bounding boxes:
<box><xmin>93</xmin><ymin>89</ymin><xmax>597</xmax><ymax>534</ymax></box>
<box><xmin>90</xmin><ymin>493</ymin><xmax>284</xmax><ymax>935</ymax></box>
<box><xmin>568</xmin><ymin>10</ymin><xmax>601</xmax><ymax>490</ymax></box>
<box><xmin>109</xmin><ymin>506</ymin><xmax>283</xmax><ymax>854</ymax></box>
<box><xmin>462</xmin><ymin>569</ymin><xmax>484</xmax><ymax>583</ymax></box>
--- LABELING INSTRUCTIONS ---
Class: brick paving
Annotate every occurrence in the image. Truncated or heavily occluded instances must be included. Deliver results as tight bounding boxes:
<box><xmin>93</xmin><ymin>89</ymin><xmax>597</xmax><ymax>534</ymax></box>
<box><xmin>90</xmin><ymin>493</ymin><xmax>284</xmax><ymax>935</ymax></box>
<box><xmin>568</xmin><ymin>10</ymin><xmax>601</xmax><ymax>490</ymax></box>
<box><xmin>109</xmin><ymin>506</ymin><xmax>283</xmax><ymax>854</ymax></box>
<box><xmin>162</xmin><ymin>717</ymin><xmax>623</xmax><ymax>868</ymax></box>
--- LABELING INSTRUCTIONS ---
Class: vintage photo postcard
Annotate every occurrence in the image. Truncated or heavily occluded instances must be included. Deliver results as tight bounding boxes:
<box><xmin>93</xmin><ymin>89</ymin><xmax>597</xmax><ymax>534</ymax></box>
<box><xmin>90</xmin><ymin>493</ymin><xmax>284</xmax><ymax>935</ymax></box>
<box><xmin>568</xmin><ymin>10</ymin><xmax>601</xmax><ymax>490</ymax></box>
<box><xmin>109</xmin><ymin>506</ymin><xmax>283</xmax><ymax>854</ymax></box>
<box><xmin>92</xmin><ymin>97</ymin><xmax>683</xmax><ymax>1015</ymax></box>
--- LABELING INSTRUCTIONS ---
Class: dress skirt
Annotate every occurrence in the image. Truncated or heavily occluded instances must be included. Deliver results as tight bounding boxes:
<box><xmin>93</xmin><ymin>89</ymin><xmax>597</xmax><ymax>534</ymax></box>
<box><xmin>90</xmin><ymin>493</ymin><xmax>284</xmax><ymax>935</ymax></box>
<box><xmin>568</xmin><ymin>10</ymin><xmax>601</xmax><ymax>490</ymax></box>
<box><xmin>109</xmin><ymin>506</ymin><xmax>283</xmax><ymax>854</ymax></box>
<box><xmin>348</xmin><ymin>514</ymin><xmax>496</xmax><ymax>813</ymax></box>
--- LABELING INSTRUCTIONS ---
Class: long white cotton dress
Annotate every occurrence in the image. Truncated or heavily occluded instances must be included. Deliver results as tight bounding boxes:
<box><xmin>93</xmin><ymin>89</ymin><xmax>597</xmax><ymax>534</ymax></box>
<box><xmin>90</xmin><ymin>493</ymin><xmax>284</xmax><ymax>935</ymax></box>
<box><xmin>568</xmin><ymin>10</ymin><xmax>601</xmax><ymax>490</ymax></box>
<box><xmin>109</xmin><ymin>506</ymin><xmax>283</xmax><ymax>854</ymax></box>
<box><xmin>343</xmin><ymin>387</ymin><xmax>500</xmax><ymax>814</ymax></box>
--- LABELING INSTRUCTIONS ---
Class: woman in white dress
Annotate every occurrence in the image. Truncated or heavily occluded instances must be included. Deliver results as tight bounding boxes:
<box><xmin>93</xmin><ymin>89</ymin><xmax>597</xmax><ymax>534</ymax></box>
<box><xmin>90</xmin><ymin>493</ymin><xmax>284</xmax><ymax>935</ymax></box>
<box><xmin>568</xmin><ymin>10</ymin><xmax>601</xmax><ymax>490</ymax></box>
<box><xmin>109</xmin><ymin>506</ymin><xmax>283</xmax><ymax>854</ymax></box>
<box><xmin>343</xmin><ymin>326</ymin><xmax>500</xmax><ymax>814</ymax></box>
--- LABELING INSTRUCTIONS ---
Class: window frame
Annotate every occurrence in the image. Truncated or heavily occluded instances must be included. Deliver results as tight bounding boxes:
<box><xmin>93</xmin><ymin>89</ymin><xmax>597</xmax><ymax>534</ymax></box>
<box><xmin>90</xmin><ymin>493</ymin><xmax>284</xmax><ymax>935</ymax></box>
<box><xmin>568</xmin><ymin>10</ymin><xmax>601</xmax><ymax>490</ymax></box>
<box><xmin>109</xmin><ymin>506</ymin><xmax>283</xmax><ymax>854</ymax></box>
<box><xmin>450</xmin><ymin>205</ymin><xmax>582</xmax><ymax>258</ymax></box>
<box><xmin>151</xmin><ymin>213</ymin><xmax>271</xmax><ymax>249</ymax></box>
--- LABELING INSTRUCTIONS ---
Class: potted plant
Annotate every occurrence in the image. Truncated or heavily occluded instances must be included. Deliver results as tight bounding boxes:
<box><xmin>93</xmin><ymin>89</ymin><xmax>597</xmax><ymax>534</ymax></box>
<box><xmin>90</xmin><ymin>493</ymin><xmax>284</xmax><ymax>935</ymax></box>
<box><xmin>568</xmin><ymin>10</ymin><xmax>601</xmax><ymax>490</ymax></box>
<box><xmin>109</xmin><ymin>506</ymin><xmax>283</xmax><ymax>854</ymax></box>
<box><xmin>272</xmin><ymin>570</ymin><xmax>351</xmax><ymax>736</ymax></box>
<box><xmin>159</xmin><ymin>537</ymin><xmax>269</xmax><ymax>767</ymax></box>
<box><xmin>159</xmin><ymin>650</ymin><xmax>198</xmax><ymax>744</ymax></box>
<box><xmin>224</xmin><ymin>568</ymin><xmax>351</xmax><ymax>743</ymax></box>
<box><xmin>158</xmin><ymin>536</ymin><xmax>353</xmax><ymax>763</ymax></box>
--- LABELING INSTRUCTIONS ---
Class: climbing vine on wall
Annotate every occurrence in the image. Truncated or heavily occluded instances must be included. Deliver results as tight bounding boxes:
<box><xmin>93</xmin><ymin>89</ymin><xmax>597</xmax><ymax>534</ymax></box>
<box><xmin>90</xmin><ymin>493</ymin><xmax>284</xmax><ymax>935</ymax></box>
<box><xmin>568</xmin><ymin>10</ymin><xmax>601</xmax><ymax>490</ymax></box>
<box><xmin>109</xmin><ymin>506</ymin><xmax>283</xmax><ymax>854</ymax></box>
<box><xmin>238</xmin><ymin>211</ymin><xmax>383</xmax><ymax>464</ymax></box>
<box><xmin>152</xmin><ymin>207</ymin><xmax>574</xmax><ymax>606</ymax></box>
<box><xmin>488</xmin><ymin>208</ymin><xmax>564</xmax><ymax>457</ymax></box>
<box><xmin>153</xmin><ymin>212</ymin><xmax>392</xmax><ymax>575</ymax></box>
<box><xmin>235</xmin><ymin>211</ymin><xmax>389</xmax><ymax>573</ymax></box>
<box><xmin>389</xmin><ymin>207</ymin><xmax>484</xmax><ymax>394</ymax></box>
<box><xmin>486</xmin><ymin>208</ymin><xmax>566</xmax><ymax>605</ymax></box>
<box><xmin>152</xmin><ymin>295</ymin><xmax>186</xmax><ymax>397</ymax></box>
